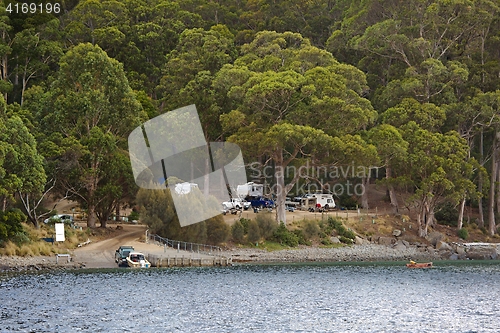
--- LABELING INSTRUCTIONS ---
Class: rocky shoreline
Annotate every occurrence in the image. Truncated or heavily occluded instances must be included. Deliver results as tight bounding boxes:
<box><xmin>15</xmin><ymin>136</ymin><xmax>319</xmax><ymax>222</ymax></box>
<box><xmin>222</xmin><ymin>243</ymin><xmax>439</xmax><ymax>263</ymax></box>
<box><xmin>0</xmin><ymin>255</ymin><xmax>84</xmax><ymax>273</ymax></box>
<box><xmin>3</xmin><ymin>239</ymin><xmax>498</xmax><ymax>273</ymax></box>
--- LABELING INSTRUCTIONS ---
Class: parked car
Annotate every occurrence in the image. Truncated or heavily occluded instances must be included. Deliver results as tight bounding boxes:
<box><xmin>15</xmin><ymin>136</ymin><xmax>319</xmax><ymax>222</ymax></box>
<box><xmin>249</xmin><ymin>197</ymin><xmax>275</xmax><ymax>209</ymax></box>
<box><xmin>222</xmin><ymin>198</ymin><xmax>251</xmax><ymax>210</ymax></box>
<box><xmin>43</xmin><ymin>214</ymin><xmax>74</xmax><ymax>225</ymax></box>
<box><xmin>115</xmin><ymin>245</ymin><xmax>135</xmax><ymax>267</ymax></box>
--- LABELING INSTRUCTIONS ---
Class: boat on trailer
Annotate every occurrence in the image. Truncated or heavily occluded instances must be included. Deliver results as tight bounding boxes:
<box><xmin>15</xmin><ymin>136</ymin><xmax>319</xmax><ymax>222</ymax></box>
<box><xmin>126</xmin><ymin>252</ymin><xmax>151</xmax><ymax>268</ymax></box>
<box><xmin>406</xmin><ymin>261</ymin><xmax>433</xmax><ymax>268</ymax></box>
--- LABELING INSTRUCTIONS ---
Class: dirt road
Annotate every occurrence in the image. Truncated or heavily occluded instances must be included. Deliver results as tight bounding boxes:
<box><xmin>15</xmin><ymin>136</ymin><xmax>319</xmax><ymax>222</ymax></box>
<box><xmin>72</xmin><ymin>224</ymin><xmax>218</xmax><ymax>268</ymax></box>
<box><xmin>73</xmin><ymin>224</ymin><xmax>147</xmax><ymax>268</ymax></box>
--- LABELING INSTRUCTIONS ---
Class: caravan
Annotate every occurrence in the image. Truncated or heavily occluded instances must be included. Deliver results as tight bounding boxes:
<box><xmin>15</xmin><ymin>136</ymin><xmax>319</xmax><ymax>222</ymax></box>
<box><xmin>300</xmin><ymin>193</ymin><xmax>335</xmax><ymax>212</ymax></box>
<box><xmin>313</xmin><ymin>193</ymin><xmax>335</xmax><ymax>210</ymax></box>
<box><xmin>236</xmin><ymin>182</ymin><xmax>264</xmax><ymax>199</ymax></box>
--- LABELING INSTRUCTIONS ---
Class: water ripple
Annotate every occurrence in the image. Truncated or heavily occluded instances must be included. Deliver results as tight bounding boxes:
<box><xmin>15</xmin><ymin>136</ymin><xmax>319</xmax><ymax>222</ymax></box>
<box><xmin>1</xmin><ymin>262</ymin><xmax>500</xmax><ymax>332</ymax></box>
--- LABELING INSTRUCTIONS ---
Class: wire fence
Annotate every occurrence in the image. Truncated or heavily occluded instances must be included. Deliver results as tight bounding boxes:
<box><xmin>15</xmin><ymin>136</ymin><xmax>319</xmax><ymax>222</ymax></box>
<box><xmin>148</xmin><ymin>233</ymin><xmax>222</xmax><ymax>255</ymax></box>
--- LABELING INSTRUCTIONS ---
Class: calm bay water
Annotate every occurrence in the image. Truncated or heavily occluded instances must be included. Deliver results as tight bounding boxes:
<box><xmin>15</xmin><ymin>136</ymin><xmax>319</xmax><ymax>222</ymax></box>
<box><xmin>1</xmin><ymin>261</ymin><xmax>499</xmax><ymax>332</ymax></box>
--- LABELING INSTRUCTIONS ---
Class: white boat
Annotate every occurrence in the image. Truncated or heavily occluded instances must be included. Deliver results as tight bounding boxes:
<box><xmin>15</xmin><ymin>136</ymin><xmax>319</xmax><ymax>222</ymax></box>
<box><xmin>126</xmin><ymin>252</ymin><xmax>151</xmax><ymax>268</ymax></box>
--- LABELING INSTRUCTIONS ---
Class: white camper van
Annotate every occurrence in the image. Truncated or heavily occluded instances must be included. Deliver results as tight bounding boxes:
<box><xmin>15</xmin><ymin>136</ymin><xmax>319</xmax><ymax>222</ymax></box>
<box><xmin>236</xmin><ymin>182</ymin><xmax>264</xmax><ymax>198</ymax></box>
<box><xmin>313</xmin><ymin>193</ymin><xmax>335</xmax><ymax>210</ymax></box>
<box><xmin>174</xmin><ymin>182</ymin><xmax>198</xmax><ymax>195</ymax></box>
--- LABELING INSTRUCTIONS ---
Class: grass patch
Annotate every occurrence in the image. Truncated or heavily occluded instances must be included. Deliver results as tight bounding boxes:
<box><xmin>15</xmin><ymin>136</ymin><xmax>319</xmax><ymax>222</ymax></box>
<box><xmin>249</xmin><ymin>240</ymin><xmax>290</xmax><ymax>252</ymax></box>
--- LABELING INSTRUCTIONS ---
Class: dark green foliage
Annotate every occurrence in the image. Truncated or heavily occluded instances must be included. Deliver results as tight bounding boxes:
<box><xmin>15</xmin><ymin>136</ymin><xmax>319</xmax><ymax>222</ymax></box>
<box><xmin>206</xmin><ymin>216</ymin><xmax>230</xmax><ymax>245</ymax></box>
<box><xmin>458</xmin><ymin>228</ymin><xmax>469</xmax><ymax>240</ymax></box>
<box><xmin>247</xmin><ymin>219</ymin><xmax>261</xmax><ymax>244</ymax></box>
<box><xmin>327</xmin><ymin>217</ymin><xmax>343</xmax><ymax>230</ymax></box>
<box><xmin>339</xmin><ymin>236</ymin><xmax>353</xmax><ymax>244</ymax></box>
<box><xmin>435</xmin><ymin>202</ymin><xmax>458</xmax><ymax>227</ymax></box>
<box><xmin>321</xmin><ymin>238</ymin><xmax>332</xmax><ymax>246</ymax></box>
<box><xmin>128</xmin><ymin>210</ymin><xmax>140</xmax><ymax>221</ymax></box>
<box><xmin>337</xmin><ymin>194</ymin><xmax>359</xmax><ymax>210</ymax></box>
<box><xmin>0</xmin><ymin>209</ymin><xmax>27</xmax><ymax>245</ymax></box>
<box><xmin>231</xmin><ymin>220</ymin><xmax>245</xmax><ymax>243</ymax></box>
<box><xmin>256</xmin><ymin>213</ymin><xmax>278</xmax><ymax>239</ymax></box>
<box><xmin>272</xmin><ymin>222</ymin><xmax>299</xmax><ymax>247</ymax></box>
<box><xmin>327</xmin><ymin>217</ymin><xmax>355</xmax><ymax>243</ymax></box>
<box><xmin>293</xmin><ymin>229</ymin><xmax>311</xmax><ymax>246</ymax></box>
<box><xmin>239</xmin><ymin>218</ymin><xmax>250</xmax><ymax>234</ymax></box>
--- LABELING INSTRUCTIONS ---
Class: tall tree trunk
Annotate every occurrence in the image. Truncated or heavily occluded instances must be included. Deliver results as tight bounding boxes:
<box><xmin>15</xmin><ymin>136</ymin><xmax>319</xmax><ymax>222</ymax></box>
<box><xmin>426</xmin><ymin>200</ymin><xmax>434</xmax><ymax>231</ymax></box>
<box><xmin>275</xmin><ymin>150</ymin><xmax>287</xmax><ymax>224</ymax></box>
<box><xmin>478</xmin><ymin>129</ymin><xmax>484</xmax><ymax>228</ymax></box>
<box><xmin>361</xmin><ymin>175</ymin><xmax>369</xmax><ymax>209</ymax></box>
<box><xmin>87</xmin><ymin>203</ymin><xmax>97</xmax><ymax>228</ymax></box>
<box><xmin>457</xmin><ymin>197</ymin><xmax>466</xmax><ymax>230</ymax></box>
<box><xmin>115</xmin><ymin>204</ymin><xmax>120</xmax><ymax>222</ymax></box>
<box><xmin>488</xmin><ymin>131</ymin><xmax>498</xmax><ymax>236</ymax></box>
<box><xmin>386</xmin><ymin>165</ymin><xmax>399</xmax><ymax>214</ymax></box>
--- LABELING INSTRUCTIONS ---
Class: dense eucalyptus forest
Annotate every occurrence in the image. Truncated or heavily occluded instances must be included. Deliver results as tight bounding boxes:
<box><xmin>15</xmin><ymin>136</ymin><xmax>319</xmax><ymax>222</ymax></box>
<box><xmin>1</xmin><ymin>0</ymin><xmax>500</xmax><ymax>239</ymax></box>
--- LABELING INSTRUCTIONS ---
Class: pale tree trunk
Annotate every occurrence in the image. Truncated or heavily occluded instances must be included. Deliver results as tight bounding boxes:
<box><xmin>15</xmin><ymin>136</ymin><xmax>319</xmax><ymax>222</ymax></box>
<box><xmin>488</xmin><ymin>131</ymin><xmax>498</xmax><ymax>236</ymax></box>
<box><xmin>418</xmin><ymin>197</ymin><xmax>433</xmax><ymax>237</ymax></box>
<box><xmin>87</xmin><ymin>175</ymin><xmax>98</xmax><ymax>228</ymax></box>
<box><xmin>361</xmin><ymin>175</ymin><xmax>369</xmax><ymax>209</ymax></box>
<box><xmin>457</xmin><ymin>197</ymin><xmax>466</xmax><ymax>230</ymax></box>
<box><xmin>386</xmin><ymin>165</ymin><xmax>399</xmax><ymax>214</ymax></box>
<box><xmin>87</xmin><ymin>202</ymin><xmax>97</xmax><ymax>228</ymax></box>
<box><xmin>497</xmin><ymin>159</ymin><xmax>500</xmax><ymax>215</ymax></box>
<box><xmin>275</xmin><ymin>150</ymin><xmax>287</xmax><ymax>224</ymax></box>
<box><xmin>478</xmin><ymin>129</ymin><xmax>484</xmax><ymax>228</ymax></box>
<box><xmin>427</xmin><ymin>202</ymin><xmax>435</xmax><ymax>230</ymax></box>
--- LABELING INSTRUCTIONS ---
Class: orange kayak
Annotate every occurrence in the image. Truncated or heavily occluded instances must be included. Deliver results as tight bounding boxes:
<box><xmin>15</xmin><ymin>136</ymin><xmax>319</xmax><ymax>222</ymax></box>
<box><xmin>406</xmin><ymin>262</ymin><xmax>433</xmax><ymax>268</ymax></box>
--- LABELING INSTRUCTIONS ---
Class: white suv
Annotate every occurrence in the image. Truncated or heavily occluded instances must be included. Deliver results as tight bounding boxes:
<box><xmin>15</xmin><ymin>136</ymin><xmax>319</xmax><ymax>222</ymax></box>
<box><xmin>43</xmin><ymin>214</ymin><xmax>74</xmax><ymax>224</ymax></box>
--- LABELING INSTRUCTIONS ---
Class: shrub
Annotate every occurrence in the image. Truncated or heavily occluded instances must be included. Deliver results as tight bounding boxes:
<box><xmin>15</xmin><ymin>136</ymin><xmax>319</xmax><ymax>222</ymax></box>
<box><xmin>272</xmin><ymin>222</ymin><xmax>298</xmax><ymax>247</ymax></box>
<box><xmin>339</xmin><ymin>236</ymin><xmax>353</xmax><ymax>244</ymax></box>
<box><xmin>337</xmin><ymin>193</ymin><xmax>358</xmax><ymax>210</ymax></box>
<box><xmin>327</xmin><ymin>217</ymin><xmax>355</xmax><ymax>240</ymax></box>
<box><xmin>342</xmin><ymin>229</ymin><xmax>356</xmax><ymax>240</ymax></box>
<box><xmin>0</xmin><ymin>209</ymin><xmax>27</xmax><ymax>245</ymax></box>
<box><xmin>206</xmin><ymin>216</ymin><xmax>230</xmax><ymax>245</ymax></box>
<box><xmin>239</xmin><ymin>218</ymin><xmax>250</xmax><ymax>234</ymax></box>
<box><xmin>303</xmin><ymin>220</ymin><xmax>321</xmax><ymax>239</ymax></box>
<box><xmin>256</xmin><ymin>213</ymin><xmax>278</xmax><ymax>239</ymax></box>
<box><xmin>128</xmin><ymin>210</ymin><xmax>140</xmax><ymax>221</ymax></box>
<box><xmin>458</xmin><ymin>228</ymin><xmax>469</xmax><ymax>240</ymax></box>
<box><xmin>293</xmin><ymin>229</ymin><xmax>311</xmax><ymax>246</ymax></box>
<box><xmin>321</xmin><ymin>238</ymin><xmax>332</xmax><ymax>245</ymax></box>
<box><xmin>327</xmin><ymin>217</ymin><xmax>343</xmax><ymax>230</ymax></box>
<box><xmin>435</xmin><ymin>202</ymin><xmax>458</xmax><ymax>227</ymax></box>
<box><xmin>231</xmin><ymin>220</ymin><xmax>245</xmax><ymax>243</ymax></box>
<box><xmin>318</xmin><ymin>220</ymin><xmax>333</xmax><ymax>235</ymax></box>
<box><xmin>247</xmin><ymin>220</ymin><xmax>261</xmax><ymax>244</ymax></box>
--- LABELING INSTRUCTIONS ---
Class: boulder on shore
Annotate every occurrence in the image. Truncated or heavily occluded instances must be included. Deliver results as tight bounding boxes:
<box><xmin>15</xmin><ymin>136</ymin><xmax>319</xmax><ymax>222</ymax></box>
<box><xmin>378</xmin><ymin>236</ymin><xmax>395</xmax><ymax>246</ymax></box>
<box><xmin>466</xmin><ymin>246</ymin><xmax>498</xmax><ymax>260</ymax></box>
<box><xmin>393</xmin><ymin>241</ymin><xmax>407</xmax><ymax>251</ymax></box>
<box><xmin>330</xmin><ymin>236</ymin><xmax>341</xmax><ymax>244</ymax></box>
<box><xmin>436</xmin><ymin>241</ymin><xmax>452</xmax><ymax>251</ymax></box>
